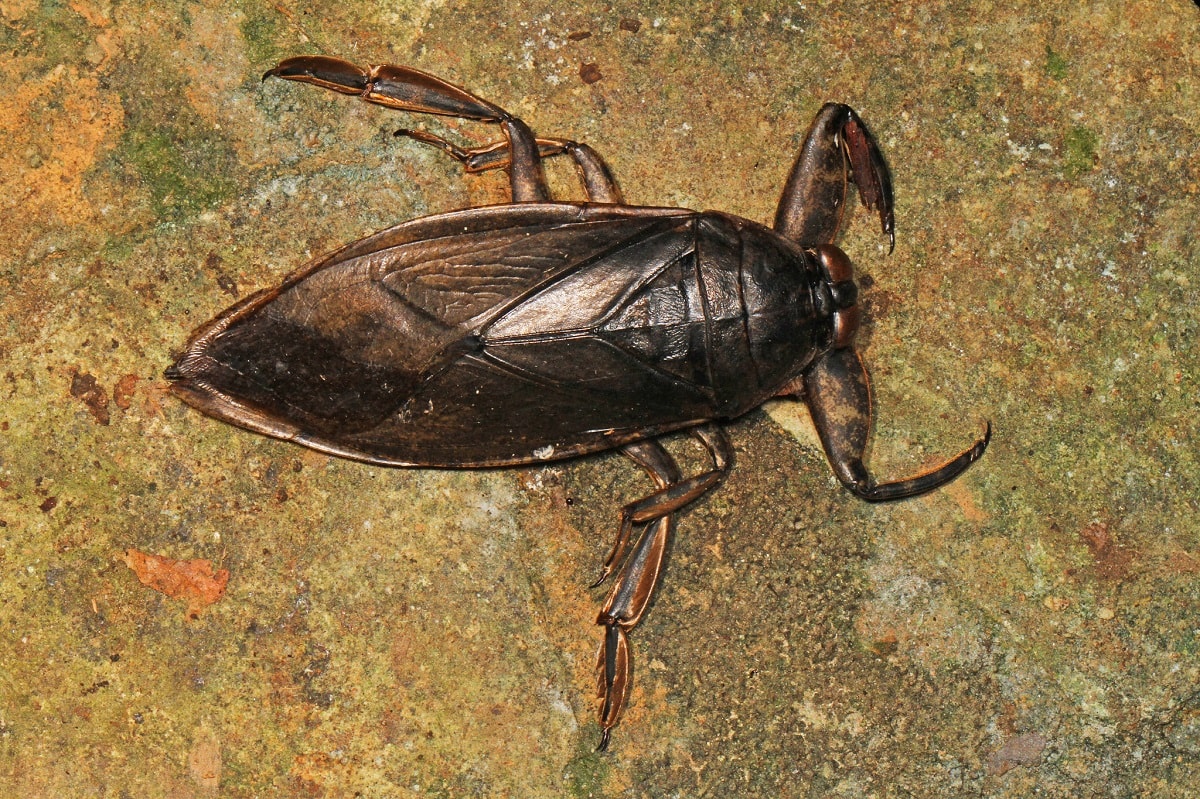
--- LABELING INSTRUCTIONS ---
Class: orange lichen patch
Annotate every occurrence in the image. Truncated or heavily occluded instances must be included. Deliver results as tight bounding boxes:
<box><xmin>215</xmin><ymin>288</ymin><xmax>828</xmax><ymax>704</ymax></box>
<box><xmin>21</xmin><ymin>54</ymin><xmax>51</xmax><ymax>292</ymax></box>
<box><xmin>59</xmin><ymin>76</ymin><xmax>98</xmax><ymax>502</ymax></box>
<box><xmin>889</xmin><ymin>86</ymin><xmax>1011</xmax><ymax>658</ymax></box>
<box><xmin>1167</xmin><ymin>550</ymin><xmax>1200</xmax><ymax>574</ymax></box>
<box><xmin>943</xmin><ymin>479</ymin><xmax>989</xmax><ymax>523</ymax></box>
<box><xmin>0</xmin><ymin>0</ymin><xmax>36</xmax><ymax>23</ymax></box>
<box><xmin>123</xmin><ymin>549</ymin><xmax>230</xmax><ymax>619</ymax></box>
<box><xmin>67</xmin><ymin>0</ymin><xmax>113</xmax><ymax>28</ymax></box>
<box><xmin>0</xmin><ymin>60</ymin><xmax>124</xmax><ymax>251</ymax></box>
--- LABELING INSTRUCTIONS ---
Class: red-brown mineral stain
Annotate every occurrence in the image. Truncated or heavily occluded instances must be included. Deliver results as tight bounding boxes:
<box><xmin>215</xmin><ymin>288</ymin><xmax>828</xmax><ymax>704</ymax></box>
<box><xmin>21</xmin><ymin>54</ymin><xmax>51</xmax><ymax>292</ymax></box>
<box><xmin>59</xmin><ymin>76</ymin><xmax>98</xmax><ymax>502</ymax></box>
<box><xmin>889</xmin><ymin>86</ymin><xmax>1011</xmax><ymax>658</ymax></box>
<box><xmin>70</xmin><ymin>369</ymin><xmax>110</xmax><ymax>424</ymax></box>
<box><xmin>1079</xmin><ymin>522</ymin><xmax>1134</xmax><ymax>582</ymax></box>
<box><xmin>113</xmin><ymin>374</ymin><xmax>139</xmax><ymax>410</ymax></box>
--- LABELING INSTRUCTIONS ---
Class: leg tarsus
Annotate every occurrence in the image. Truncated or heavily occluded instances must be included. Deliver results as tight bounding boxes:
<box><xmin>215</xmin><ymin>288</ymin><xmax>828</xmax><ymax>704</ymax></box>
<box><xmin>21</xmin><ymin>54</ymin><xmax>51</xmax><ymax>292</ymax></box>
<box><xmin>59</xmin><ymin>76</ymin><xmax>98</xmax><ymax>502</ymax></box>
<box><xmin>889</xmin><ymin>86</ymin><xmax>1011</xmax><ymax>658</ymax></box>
<box><xmin>595</xmin><ymin>620</ymin><xmax>631</xmax><ymax>750</ymax></box>
<box><xmin>394</xmin><ymin>128</ymin><xmax>476</xmax><ymax>165</ymax></box>
<box><xmin>263</xmin><ymin>55</ymin><xmax>368</xmax><ymax>94</ymax></box>
<box><xmin>842</xmin><ymin>113</ymin><xmax>895</xmax><ymax>252</ymax></box>
<box><xmin>593</xmin><ymin>517</ymin><xmax>665</xmax><ymax>747</ymax></box>
<box><xmin>844</xmin><ymin>420</ymin><xmax>990</xmax><ymax>502</ymax></box>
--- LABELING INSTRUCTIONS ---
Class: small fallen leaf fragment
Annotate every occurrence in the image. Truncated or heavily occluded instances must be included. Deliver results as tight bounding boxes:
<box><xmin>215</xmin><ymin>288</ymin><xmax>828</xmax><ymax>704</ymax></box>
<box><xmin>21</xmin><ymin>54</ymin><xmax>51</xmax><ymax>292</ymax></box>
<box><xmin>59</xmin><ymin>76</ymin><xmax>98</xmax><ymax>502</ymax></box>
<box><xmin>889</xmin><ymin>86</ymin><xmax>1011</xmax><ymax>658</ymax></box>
<box><xmin>579</xmin><ymin>62</ymin><xmax>603</xmax><ymax>84</ymax></box>
<box><xmin>70</xmin><ymin>369</ymin><xmax>110</xmax><ymax>425</ymax></box>
<box><xmin>123</xmin><ymin>549</ymin><xmax>229</xmax><ymax>619</ymax></box>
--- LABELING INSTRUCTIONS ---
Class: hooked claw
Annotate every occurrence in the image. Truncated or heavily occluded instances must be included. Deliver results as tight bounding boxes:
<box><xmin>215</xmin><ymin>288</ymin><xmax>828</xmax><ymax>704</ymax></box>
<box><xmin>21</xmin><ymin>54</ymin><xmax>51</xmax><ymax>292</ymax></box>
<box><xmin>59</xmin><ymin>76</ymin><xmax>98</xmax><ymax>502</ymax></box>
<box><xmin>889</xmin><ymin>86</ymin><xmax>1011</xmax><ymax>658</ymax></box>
<box><xmin>841</xmin><ymin>114</ymin><xmax>895</xmax><ymax>253</ymax></box>
<box><xmin>774</xmin><ymin>103</ymin><xmax>895</xmax><ymax>253</ymax></box>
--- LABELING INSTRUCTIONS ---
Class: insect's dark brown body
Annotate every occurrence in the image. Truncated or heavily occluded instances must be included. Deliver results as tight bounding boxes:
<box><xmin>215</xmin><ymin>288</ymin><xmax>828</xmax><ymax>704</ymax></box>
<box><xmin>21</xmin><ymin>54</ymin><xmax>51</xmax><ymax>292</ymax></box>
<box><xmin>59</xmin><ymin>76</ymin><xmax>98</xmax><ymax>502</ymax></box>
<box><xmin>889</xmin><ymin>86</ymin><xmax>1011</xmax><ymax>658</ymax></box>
<box><xmin>166</xmin><ymin>56</ymin><xmax>989</xmax><ymax>750</ymax></box>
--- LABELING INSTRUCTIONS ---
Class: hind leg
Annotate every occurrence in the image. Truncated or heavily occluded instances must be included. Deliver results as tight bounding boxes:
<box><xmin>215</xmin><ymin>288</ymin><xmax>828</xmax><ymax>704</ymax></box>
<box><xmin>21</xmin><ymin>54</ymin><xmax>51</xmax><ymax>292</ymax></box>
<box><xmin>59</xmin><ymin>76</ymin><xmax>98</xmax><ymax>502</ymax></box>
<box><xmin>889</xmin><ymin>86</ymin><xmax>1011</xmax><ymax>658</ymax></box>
<box><xmin>265</xmin><ymin>56</ymin><xmax>550</xmax><ymax>202</ymax></box>
<box><xmin>594</xmin><ymin>425</ymin><xmax>733</xmax><ymax>750</ymax></box>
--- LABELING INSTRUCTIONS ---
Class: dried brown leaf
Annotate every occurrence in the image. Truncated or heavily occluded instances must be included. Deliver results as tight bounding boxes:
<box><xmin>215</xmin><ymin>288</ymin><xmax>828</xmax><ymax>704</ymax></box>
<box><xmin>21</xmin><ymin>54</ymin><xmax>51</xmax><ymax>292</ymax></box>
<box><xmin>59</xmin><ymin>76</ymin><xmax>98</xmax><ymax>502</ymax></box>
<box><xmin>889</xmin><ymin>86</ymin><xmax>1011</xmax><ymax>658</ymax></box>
<box><xmin>123</xmin><ymin>549</ymin><xmax>229</xmax><ymax>619</ymax></box>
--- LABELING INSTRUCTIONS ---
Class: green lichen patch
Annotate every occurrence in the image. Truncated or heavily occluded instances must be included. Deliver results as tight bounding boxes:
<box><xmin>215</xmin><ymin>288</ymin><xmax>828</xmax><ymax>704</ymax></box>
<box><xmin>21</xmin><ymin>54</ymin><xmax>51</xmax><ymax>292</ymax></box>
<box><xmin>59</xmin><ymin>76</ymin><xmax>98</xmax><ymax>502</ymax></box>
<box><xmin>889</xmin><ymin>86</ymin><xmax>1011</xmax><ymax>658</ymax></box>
<box><xmin>118</xmin><ymin>124</ymin><xmax>239</xmax><ymax>219</ymax></box>
<box><xmin>1063</xmin><ymin>125</ymin><xmax>1100</xmax><ymax>178</ymax></box>
<box><xmin>1045</xmin><ymin>45</ymin><xmax>1070</xmax><ymax>79</ymax></box>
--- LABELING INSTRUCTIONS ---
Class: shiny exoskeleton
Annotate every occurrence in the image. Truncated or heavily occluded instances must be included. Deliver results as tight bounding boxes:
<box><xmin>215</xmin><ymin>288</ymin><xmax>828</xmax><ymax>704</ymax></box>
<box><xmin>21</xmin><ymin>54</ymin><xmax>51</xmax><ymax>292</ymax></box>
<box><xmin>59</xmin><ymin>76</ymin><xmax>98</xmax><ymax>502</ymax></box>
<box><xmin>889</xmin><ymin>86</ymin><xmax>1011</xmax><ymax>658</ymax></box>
<box><xmin>166</xmin><ymin>56</ymin><xmax>990</xmax><ymax>750</ymax></box>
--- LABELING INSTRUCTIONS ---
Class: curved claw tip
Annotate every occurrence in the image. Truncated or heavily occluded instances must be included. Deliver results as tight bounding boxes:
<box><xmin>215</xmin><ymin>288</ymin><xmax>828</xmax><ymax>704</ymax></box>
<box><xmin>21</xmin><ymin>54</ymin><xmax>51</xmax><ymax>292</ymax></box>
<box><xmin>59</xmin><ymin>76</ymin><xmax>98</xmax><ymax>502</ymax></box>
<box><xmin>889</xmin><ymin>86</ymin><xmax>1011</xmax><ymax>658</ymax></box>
<box><xmin>596</xmin><ymin>729</ymin><xmax>612</xmax><ymax>752</ymax></box>
<box><xmin>587</xmin><ymin>569</ymin><xmax>612</xmax><ymax>590</ymax></box>
<box><xmin>261</xmin><ymin>62</ymin><xmax>297</xmax><ymax>83</ymax></box>
<box><xmin>978</xmin><ymin>419</ymin><xmax>993</xmax><ymax>453</ymax></box>
<box><xmin>958</xmin><ymin>419</ymin><xmax>992</xmax><ymax>466</ymax></box>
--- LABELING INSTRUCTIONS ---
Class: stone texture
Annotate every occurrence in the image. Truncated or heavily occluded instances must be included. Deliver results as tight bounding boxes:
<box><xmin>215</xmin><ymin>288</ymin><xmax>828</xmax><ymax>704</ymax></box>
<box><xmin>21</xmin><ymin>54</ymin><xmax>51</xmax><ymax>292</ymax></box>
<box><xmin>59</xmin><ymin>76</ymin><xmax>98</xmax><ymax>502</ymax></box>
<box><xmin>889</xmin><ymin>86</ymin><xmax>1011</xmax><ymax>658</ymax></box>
<box><xmin>1</xmin><ymin>1</ymin><xmax>1197</xmax><ymax>796</ymax></box>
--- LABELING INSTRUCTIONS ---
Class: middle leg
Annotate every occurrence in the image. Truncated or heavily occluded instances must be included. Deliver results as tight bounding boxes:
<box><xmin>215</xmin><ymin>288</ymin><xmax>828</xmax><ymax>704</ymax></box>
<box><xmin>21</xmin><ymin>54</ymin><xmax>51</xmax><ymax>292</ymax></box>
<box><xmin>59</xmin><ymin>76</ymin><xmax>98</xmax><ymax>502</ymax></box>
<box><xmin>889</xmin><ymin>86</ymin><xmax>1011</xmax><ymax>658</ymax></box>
<box><xmin>396</xmin><ymin>128</ymin><xmax>624</xmax><ymax>204</ymax></box>
<box><xmin>593</xmin><ymin>425</ymin><xmax>733</xmax><ymax>750</ymax></box>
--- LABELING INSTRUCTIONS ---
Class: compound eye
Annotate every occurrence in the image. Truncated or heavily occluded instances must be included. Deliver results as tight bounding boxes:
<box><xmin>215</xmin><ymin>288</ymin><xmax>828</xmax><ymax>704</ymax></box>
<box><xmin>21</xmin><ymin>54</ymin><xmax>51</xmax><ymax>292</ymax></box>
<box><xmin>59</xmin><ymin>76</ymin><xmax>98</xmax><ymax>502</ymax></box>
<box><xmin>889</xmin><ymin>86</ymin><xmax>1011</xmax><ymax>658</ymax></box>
<box><xmin>815</xmin><ymin>244</ymin><xmax>860</xmax><ymax>348</ymax></box>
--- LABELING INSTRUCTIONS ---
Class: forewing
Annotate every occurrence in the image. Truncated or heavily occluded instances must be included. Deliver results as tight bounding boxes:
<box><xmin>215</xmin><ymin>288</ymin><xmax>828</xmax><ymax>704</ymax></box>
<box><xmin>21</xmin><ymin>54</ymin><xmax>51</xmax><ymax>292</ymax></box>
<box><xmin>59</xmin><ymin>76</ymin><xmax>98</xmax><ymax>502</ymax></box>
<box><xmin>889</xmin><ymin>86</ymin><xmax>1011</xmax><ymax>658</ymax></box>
<box><xmin>301</xmin><ymin>216</ymin><xmax>719</xmax><ymax>465</ymax></box>
<box><xmin>167</xmin><ymin>204</ymin><xmax>693</xmax><ymax>459</ymax></box>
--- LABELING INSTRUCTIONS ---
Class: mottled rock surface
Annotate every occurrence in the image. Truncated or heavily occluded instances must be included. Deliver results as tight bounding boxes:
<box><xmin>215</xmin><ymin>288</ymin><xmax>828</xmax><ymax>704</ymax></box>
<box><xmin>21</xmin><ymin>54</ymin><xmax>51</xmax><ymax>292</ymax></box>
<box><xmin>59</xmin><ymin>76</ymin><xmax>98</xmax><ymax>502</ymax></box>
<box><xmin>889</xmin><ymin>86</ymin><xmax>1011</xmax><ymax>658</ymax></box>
<box><xmin>2</xmin><ymin>1</ymin><xmax>1197</xmax><ymax>796</ymax></box>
